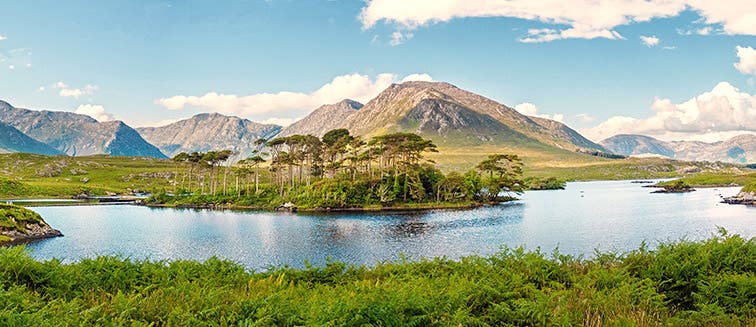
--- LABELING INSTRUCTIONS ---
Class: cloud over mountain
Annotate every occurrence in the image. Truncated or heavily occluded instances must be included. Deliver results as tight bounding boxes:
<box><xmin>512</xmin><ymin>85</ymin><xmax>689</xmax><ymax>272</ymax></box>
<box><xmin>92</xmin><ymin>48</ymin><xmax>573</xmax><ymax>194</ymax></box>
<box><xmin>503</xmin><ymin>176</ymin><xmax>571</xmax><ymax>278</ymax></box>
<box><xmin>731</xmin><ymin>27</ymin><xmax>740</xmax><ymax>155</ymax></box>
<box><xmin>581</xmin><ymin>82</ymin><xmax>756</xmax><ymax>142</ymax></box>
<box><xmin>155</xmin><ymin>72</ymin><xmax>434</xmax><ymax>123</ymax></box>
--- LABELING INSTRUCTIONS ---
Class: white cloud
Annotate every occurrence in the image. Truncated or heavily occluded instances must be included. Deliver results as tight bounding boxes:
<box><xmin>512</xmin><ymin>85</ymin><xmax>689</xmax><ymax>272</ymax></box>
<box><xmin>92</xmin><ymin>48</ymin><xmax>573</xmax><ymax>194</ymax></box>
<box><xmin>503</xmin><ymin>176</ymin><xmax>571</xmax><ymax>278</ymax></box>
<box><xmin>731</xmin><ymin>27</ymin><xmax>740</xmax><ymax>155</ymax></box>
<box><xmin>56</xmin><ymin>84</ymin><xmax>99</xmax><ymax>99</ymax></box>
<box><xmin>75</xmin><ymin>104</ymin><xmax>114</xmax><ymax>122</ymax></box>
<box><xmin>155</xmin><ymin>72</ymin><xmax>433</xmax><ymax>119</ymax></box>
<box><xmin>0</xmin><ymin>35</ymin><xmax>6</xmax><ymax>41</ymax></box>
<box><xmin>640</xmin><ymin>35</ymin><xmax>660</xmax><ymax>47</ymax></box>
<box><xmin>575</xmin><ymin>113</ymin><xmax>596</xmax><ymax>122</ymax></box>
<box><xmin>7</xmin><ymin>65</ymin><xmax>14</xmax><ymax>70</ymax></box>
<box><xmin>260</xmin><ymin>117</ymin><xmax>297</xmax><ymax>126</ymax></box>
<box><xmin>400</xmin><ymin>73</ymin><xmax>434</xmax><ymax>83</ymax></box>
<box><xmin>389</xmin><ymin>31</ymin><xmax>413</xmax><ymax>46</ymax></box>
<box><xmin>734</xmin><ymin>46</ymin><xmax>756</xmax><ymax>76</ymax></box>
<box><xmin>581</xmin><ymin>82</ymin><xmax>756</xmax><ymax>141</ymax></box>
<box><xmin>514</xmin><ymin>102</ymin><xmax>564</xmax><ymax>122</ymax></box>
<box><xmin>359</xmin><ymin>0</ymin><xmax>756</xmax><ymax>43</ymax></box>
<box><xmin>137</xmin><ymin>118</ymin><xmax>180</xmax><ymax>128</ymax></box>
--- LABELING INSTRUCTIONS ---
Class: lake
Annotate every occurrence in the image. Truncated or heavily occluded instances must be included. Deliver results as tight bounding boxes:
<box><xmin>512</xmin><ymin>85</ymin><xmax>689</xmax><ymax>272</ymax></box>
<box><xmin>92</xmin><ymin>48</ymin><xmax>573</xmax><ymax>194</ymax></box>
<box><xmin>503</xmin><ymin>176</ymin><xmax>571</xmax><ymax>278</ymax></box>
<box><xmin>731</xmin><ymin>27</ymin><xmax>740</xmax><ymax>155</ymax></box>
<box><xmin>24</xmin><ymin>180</ymin><xmax>755</xmax><ymax>271</ymax></box>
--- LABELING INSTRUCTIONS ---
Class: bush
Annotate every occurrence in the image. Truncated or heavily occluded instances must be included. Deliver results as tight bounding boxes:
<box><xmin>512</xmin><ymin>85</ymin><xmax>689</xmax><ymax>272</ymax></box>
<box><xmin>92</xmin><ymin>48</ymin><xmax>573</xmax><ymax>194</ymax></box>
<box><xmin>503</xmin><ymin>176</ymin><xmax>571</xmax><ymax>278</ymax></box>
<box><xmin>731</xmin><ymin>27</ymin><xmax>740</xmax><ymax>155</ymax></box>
<box><xmin>0</xmin><ymin>233</ymin><xmax>753</xmax><ymax>325</ymax></box>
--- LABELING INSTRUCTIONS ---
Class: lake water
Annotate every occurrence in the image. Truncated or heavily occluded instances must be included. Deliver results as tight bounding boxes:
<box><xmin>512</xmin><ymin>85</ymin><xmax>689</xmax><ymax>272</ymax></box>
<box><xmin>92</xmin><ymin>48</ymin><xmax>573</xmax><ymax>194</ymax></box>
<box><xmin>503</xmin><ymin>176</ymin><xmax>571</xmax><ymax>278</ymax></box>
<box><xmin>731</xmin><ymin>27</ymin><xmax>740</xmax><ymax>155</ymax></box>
<box><xmin>24</xmin><ymin>180</ymin><xmax>755</xmax><ymax>271</ymax></box>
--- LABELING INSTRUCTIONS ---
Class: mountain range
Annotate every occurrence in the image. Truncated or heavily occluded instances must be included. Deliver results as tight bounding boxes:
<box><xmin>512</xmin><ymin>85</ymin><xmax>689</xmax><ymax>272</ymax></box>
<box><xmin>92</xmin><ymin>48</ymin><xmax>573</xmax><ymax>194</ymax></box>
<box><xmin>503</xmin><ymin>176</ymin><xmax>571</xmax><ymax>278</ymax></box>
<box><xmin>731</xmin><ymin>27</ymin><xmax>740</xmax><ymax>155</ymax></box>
<box><xmin>2</xmin><ymin>81</ymin><xmax>754</xmax><ymax>165</ymax></box>
<box><xmin>0</xmin><ymin>122</ymin><xmax>62</xmax><ymax>156</ymax></box>
<box><xmin>0</xmin><ymin>100</ymin><xmax>165</xmax><ymax>158</ymax></box>
<box><xmin>136</xmin><ymin>113</ymin><xmax>281</xmax><ymax>160</ymax></box>
<box><xmin>600</xmin><ymin>134</ymin><xmax>756</xmax><ymax>164</ymax></box>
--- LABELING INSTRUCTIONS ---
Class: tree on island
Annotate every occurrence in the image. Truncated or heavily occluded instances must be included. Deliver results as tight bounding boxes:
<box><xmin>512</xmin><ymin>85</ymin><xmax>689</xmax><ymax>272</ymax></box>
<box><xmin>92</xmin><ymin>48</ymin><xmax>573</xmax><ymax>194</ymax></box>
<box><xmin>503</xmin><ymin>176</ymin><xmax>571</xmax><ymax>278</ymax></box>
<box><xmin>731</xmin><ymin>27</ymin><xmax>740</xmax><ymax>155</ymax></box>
<box><xmin>475</xmin><ymin>154</ymin><xmax>525</xmax><ymax>201</ymax></box>
<box><xmin>152</xmin><ymin>128</ymin><xmax>545</xmax><ymax>209</ymax></box>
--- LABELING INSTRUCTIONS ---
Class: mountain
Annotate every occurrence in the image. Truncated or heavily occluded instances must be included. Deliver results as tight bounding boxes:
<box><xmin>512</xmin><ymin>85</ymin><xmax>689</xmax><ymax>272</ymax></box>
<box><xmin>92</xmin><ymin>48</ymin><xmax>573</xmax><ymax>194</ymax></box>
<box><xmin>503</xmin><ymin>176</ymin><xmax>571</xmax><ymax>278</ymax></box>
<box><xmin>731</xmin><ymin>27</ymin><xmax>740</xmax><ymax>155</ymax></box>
<box><xmin>339</xmin><ymin>81</ymin><xmax>606</xmax><ymax>151</ymax></box>
<box><xmin>0</xmin><ymin>100</ymin><xmax>166</xmax><ymax>158</ymax></box>
<box><xmin>600</xmin><ymin>134</ymin><xmax>675</xmax><ymax>158</ymax></box>
<box><xmin>136</xmin><ymin>113</ymin><xmax>282</xmax><ymax>160</ymax></box>
<box><xmin>279</xmin><ymin>99</ymin><xmax>363</xmax><ymax>137</ymax></box>
<box><xmin>601</xmin><ymin>134</ymin><xmax>756</xmax><ymax>163</ymax></box>
<box><xmin>0</xmin><ymin>122</ymin><xmax>63</xmax><ymax>155</ymax></box>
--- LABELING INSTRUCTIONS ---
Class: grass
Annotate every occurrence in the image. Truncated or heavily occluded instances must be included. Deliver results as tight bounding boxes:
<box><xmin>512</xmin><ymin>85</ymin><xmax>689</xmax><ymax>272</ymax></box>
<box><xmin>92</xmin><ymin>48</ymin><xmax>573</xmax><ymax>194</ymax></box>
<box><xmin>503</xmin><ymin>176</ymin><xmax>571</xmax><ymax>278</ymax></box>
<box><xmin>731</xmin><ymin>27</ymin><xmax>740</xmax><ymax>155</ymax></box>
<box><xmin>0</xmin><ymin>231</ymin><xmax>753</xmax><ymax>325</ymax></box>
<box><xmin>0</xmin><ymin>152</ymin><xmax>749</xmax><ymax>200</ymax></box>
<box><xmin>0</xmin><ymin>153</ymin><xmax>175</xmax><ymax>198</ymax></box>
<box><xmin>655</xmin><ymin>171</ymin><xmax>756</xmax><ymax>196</ymax></box>
<box><xmin>0</xmin><ymin>204</ymin><xmax>43</xmax><ymax>237</ymax></box>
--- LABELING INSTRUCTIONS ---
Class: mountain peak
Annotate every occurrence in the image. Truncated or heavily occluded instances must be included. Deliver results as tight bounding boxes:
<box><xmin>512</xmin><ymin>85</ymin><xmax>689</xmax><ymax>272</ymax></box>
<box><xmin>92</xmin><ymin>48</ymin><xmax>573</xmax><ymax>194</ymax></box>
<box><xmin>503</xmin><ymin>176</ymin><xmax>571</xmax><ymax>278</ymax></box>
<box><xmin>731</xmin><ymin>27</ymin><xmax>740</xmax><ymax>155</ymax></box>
<box><xmin>279</xmin><ymin>99</ymin><xmax>364</xmax><ymax>137</ymax></box>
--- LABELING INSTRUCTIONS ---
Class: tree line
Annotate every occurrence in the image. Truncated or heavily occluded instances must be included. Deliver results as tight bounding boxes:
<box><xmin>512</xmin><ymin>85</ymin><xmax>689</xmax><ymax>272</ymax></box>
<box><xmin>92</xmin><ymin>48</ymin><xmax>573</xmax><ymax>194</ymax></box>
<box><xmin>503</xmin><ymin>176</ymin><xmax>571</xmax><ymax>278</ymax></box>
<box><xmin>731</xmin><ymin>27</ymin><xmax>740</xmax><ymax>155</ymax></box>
<box><xmin>165</xmin><ymin>129</ymin><xmax>530</xmax><ymax>208</ymax></box>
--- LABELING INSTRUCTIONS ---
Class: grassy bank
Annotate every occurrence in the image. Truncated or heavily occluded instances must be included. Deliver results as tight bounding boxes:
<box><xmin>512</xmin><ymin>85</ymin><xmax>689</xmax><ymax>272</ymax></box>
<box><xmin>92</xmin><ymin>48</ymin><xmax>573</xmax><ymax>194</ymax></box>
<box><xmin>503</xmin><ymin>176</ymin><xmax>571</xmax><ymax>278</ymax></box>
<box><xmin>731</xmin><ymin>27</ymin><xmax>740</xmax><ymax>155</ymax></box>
<box><xmin>0</xmin><ymin>232</ymin><xmax>753</xmax><ymax>325</ymax></box>
<box><xmin>0</xmin><ymin>204</ymin><xmax>43</xmax><ymax>243</ymax></box>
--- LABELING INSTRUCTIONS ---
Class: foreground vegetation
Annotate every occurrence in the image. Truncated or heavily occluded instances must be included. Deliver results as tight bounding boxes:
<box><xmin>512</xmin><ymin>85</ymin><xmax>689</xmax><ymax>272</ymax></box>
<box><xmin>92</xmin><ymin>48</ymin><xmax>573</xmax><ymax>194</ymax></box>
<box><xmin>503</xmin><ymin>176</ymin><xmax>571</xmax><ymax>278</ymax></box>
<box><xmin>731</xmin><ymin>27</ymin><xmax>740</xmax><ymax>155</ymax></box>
<box><xmin>0</xmin><ymin>232</ymin><xmax>753</xmax><ymax>325</ymax></box>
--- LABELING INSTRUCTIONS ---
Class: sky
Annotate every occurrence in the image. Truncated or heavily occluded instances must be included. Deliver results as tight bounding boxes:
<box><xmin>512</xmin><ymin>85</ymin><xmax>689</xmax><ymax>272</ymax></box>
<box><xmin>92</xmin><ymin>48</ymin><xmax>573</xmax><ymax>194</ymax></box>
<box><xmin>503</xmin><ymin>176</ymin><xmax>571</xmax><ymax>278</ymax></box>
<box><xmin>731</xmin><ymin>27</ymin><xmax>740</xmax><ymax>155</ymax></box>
<box><xmin>1</xmin><ymin>0</ymin><xmax>755</xmax><ymax>142</ymax></box>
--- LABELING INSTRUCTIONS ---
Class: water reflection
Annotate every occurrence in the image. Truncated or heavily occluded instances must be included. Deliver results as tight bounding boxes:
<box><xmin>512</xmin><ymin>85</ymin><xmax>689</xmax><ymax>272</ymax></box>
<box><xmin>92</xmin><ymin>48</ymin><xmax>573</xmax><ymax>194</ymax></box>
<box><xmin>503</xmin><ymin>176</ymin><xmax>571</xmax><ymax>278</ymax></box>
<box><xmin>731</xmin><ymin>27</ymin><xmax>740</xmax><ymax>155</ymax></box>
<box><xmin>22</xmin><ymin>181</ymin><xmax>755</xmax><ymax>270</ymax></box>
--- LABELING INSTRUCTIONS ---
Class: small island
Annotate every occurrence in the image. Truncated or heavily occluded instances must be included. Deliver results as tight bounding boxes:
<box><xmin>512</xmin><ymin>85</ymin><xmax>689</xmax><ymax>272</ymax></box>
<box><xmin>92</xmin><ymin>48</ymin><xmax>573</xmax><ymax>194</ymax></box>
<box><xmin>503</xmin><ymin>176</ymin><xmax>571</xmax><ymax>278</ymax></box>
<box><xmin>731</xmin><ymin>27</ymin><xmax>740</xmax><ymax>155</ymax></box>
<box><xmin>146</xmin><ymin>130</ymin><xmax>566</xmax><ymax>211</ymax></box>
<box><xmin>652</xmin><ymin>180</ymin><xmax>695</xmax><ymax>193</ymax></box>
<box><xmin>0</xmin><ymin>203</ymin><xmax>62</xmax><ymax>244</ymax></box>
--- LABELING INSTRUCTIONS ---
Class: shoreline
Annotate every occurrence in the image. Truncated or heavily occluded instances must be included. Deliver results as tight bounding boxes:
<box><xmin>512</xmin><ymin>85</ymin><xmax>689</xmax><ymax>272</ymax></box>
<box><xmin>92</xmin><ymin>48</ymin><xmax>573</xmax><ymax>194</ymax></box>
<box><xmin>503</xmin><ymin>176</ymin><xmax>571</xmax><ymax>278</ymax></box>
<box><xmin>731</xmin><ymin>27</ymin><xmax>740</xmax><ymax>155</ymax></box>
<box><xmin>145</xmin><ymin>201</ymin><xmax>501</xmax><ymax>213</ymax></box>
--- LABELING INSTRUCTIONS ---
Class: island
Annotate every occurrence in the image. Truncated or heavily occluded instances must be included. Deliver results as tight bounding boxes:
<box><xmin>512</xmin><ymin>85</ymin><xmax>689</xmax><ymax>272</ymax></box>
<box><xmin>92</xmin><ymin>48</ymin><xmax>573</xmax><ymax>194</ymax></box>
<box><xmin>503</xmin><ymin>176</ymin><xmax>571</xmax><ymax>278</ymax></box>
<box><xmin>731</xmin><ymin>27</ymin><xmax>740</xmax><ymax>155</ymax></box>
<box><xmin>0</xmin><ymin>203</ymin><xmax>62</xmax><ymax>244</ymax></box>
<box><xmin>651</xmin><ymin>180</ymin><xmax>695</xmax><ymax>193</ymax></box>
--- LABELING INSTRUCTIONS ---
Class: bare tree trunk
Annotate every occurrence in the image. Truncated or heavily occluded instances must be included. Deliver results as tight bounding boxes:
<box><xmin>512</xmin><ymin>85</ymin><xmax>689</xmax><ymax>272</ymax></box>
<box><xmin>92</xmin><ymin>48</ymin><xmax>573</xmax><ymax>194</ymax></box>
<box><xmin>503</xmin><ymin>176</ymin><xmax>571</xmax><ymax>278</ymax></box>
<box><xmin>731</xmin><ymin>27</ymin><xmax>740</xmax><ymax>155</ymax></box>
<box><xmin>223</xmin><ymin>166</ymin><xmax>228</xmax><ymax>195</ymax></box>
<box><xmin>255</xmin><ymin>165</ymin><xmax>259</xmax><ymax>193</ymax></box>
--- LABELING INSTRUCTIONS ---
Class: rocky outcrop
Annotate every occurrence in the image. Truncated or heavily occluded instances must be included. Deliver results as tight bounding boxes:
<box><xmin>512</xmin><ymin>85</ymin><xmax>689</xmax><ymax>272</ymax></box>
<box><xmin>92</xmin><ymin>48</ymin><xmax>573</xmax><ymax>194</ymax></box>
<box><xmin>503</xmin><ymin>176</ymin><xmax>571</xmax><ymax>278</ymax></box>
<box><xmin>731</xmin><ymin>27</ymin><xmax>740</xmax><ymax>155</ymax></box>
<box><xmin>723</xmin><ymin>191</ymin><xmax>756</xmax><ymax>206</ymax></box>
<box><xmin>0</xmin><ymin>204</ymin><xmax>62</xmax><ymax>244</ymax></box>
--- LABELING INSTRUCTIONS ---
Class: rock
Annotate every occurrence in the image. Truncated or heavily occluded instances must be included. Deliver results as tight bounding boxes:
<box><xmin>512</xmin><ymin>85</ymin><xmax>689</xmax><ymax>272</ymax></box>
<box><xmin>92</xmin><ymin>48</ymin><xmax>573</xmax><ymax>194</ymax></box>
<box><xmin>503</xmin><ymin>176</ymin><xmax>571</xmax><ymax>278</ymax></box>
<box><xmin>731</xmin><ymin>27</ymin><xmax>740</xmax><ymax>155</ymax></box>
<box><xmin>0</xmin><ymin>204</ymin><xmax>63</xmax><ymax>244</ymax></box>
<box><xmin>80</xmin><ymin>177</ymin><xmax>90</xmax><ymax>183</ymax></box>
<box><xmin>723</xmin><ymin>191</ymin><xmax>756</xmax><ymax>206</ymax></box>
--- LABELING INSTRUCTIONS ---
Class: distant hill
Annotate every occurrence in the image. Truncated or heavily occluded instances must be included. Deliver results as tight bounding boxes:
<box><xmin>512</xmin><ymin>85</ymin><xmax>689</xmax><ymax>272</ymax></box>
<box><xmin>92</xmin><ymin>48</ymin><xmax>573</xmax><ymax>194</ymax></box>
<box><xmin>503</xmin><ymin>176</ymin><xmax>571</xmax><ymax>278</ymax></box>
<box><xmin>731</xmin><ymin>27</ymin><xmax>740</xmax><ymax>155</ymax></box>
<box><xmin>0</xmin><ymin>100</ymin><xmax>165</xmax><ymax>158</ymax></box>
<box><xmin>279</xmin><ymin>99</ymin><xmax>362</xmax><ymax>137</ymax></box>
<box><xmin>600</xmin><ymin>134</ymin><xmax>676</xmax><ymax>158</ymax></box>
<box><xmin>136</xmin><ymin>113</ymin><xmax>282</xmax><ymax>160</ymax></box>
<box><xmin>337</xmin><ymin>81</ymin><xmax>605</xmax><ymax>151</ymax></box>
<box><xmin>601</xmin><ymin>134</ymin><xmax>756</xmax><ymax>164</ymax></box>
<box><xmin>0</xmin><ymin>122</ymin><xmax>63</xmax><ymax>156</ymax></box>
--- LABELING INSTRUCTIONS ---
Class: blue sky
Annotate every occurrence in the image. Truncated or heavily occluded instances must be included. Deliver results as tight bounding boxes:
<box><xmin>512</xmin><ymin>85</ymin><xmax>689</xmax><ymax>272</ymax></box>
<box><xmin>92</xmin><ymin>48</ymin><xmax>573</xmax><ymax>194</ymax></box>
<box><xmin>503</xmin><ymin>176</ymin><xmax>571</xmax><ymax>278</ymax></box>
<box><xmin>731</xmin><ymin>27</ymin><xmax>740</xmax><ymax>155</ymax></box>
<box><xmin>1</xmin><ymin>0</ymin><xmax>755</xmax><ymax>142</ymax></box>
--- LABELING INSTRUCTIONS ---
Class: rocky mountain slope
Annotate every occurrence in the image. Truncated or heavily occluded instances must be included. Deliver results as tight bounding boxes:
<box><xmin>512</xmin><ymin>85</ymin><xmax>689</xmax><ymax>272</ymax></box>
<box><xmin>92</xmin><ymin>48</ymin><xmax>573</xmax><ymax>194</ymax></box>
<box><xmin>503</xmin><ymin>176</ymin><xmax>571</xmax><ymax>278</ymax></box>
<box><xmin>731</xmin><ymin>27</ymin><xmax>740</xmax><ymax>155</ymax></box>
<box><xmin>600</xmin><ymin>134</ymin><xmax>676</xmax><ymax>158</ymax></box>
<box><xmin>600</xmin><ymin>134</ymin><xmax>756</xmax><ymax>163</ymax></box>
<box><xmin>0</xmin><ymin>100</ymin><xmax>165</xmax><ymax>158</ymax></box>
<box><xmin>338</xmin><ymin>81</ymin><xmax>606</xmax><ymax>151</ymax></box>
<box><xmin>279</xmin><ymin>99</ymin><xmax>362</xmax><ymax>137</ymax></box>
<box><xmin>0</xmin><ymin>122</ymin><xmax>63</xmax><ymax>156</ymax></box>
<box><xmin>136</xmin><ymin>113</ymin><xmax>281</xmax><ymax>160</ymax></box>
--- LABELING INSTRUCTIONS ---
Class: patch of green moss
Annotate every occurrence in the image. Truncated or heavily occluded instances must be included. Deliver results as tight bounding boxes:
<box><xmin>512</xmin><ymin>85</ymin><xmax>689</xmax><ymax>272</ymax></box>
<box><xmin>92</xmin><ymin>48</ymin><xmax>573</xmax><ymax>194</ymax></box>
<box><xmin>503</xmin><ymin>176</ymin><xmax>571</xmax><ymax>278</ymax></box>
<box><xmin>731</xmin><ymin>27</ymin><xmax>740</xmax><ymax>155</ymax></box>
<box><xmin>0</xmin><ymin>204</ymin><xmax>42</xmax><ymax>234</ymax></box>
